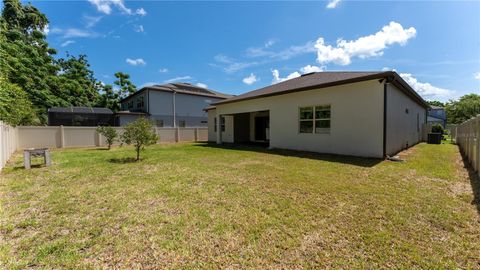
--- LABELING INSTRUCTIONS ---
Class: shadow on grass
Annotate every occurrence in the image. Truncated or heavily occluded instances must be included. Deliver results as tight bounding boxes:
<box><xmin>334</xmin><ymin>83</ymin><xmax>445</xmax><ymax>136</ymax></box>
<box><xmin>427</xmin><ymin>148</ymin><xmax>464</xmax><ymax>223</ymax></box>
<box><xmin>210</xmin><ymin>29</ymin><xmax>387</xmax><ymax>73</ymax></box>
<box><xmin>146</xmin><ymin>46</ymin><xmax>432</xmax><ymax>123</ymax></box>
<box><xmin>196</xmin><ymin>142</ymin><xmax>382</xmax><ymax>168</ymax></box>
<box><xmin>108</xmin><ymin>157</ymin><xmax>138</xmax><ymax>164</ymax></box>
<box><xmin>459</xmin><ymin>149</ymin><xmax>480</xmax><ymax>216</ymax></box>
<box><xmin>12</xmin><ymin>164</ymin><xmax>45</xmax><ymax>171</ymax></box>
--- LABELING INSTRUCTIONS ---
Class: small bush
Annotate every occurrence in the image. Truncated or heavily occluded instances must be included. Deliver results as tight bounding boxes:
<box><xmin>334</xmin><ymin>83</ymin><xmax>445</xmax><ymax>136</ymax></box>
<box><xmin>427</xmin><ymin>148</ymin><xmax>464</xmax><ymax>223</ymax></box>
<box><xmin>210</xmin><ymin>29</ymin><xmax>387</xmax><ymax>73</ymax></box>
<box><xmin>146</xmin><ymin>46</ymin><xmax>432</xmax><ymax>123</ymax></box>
<box><xmin>431</xmin><ymin>124</ymin><xmax>444</xmax><ymax>134</ymax></box>
<box><xmin>121</xmin><ymin>118</ymin><xmax>158</xmax><ymax>161</ymax></box>
<box><xmin>96</xmin><ymin>126</ymin><xmax>117</xmax><ymax>150</ymax></box>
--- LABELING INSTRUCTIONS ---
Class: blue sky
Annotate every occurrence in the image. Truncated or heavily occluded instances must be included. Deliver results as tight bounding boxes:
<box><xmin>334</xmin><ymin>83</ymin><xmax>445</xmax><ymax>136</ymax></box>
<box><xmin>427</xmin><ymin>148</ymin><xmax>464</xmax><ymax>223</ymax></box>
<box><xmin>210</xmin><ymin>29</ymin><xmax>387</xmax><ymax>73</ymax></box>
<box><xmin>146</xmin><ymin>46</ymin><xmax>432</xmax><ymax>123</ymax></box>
<box><xmin>27</xmin><ymin>0</ymin><xmax>480</xmax><ymax>101</ymax></box>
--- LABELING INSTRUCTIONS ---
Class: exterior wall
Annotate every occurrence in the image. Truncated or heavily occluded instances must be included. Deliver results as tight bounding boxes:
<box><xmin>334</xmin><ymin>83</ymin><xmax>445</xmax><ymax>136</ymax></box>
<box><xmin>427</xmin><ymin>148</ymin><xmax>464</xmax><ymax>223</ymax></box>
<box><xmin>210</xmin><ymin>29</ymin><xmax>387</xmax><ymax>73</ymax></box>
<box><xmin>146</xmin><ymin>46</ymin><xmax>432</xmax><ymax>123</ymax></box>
<box><xmin>121</xmin><ymin>92</ymin><xmax>148</xmax><ymax>112</ymax></box>
<box><xmin>207</xmin><ymin>109</ymin><xmax>234</xmax><ymax>143</ymax></box>
<box><xmin>214</xmin><ymin>79</ymin><xmax>385</xmax><ymax>158</ymax></box>
<box><xmin>117</xmin><ymin>114</ymin><xmax>144</xmax><ymax>126</ymax></box>
<box><xmin>386</xmin><ymin>83</ymin><xmax>426</xmax><ymax>155</ymax></box>
<box><xmin>147</xmin><ymin>91</ymin><xmax>224</xmax><ymax>127</ymax></box>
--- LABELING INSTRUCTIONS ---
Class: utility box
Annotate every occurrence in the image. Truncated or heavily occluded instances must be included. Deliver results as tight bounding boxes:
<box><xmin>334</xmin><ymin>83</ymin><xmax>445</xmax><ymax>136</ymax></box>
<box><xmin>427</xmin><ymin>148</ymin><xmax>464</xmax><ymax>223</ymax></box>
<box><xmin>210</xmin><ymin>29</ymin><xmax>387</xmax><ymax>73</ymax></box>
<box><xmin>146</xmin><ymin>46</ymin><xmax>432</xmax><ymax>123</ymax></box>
<box><xmin>427</xmin><ymin>133</ymin><xmax>442</xmax><ymax>144</ymax></box>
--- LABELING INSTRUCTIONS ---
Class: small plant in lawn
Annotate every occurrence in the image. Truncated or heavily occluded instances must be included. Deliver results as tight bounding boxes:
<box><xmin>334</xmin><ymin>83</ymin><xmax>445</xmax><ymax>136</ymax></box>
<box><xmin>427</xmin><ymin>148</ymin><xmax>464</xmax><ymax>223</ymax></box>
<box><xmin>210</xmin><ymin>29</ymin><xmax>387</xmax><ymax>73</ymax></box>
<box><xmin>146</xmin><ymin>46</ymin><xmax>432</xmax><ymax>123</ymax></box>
<box><xmin>96</xmin><ymin>126</ymin><xmax>118</xmax><ymax>150</ymax></box>
<box><xmin>121</xmin><ymin>118</ymin><xmax>158</xmax><ymax>161</ymax></box>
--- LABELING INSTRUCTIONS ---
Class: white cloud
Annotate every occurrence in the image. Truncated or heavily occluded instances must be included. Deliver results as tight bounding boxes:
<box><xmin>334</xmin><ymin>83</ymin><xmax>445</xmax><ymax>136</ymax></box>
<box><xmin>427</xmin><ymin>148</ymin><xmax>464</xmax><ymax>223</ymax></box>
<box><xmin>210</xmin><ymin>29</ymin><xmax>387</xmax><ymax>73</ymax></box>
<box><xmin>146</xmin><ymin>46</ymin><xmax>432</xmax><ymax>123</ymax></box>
<box><xmin>272</xmin><ymin>69</ymin><xmax>301</xmax><ymax>84</ymax></box>
<box><xmin>243</xmin><ymin>73</ymin><xmax>258</xmax><ymax>85</ymax></box>
<box><xmin>140</xmin><ymin>82</ymin><xmax>160</xmax><ymax>88</ymax></box>
<box><xmin>300</xmin><ymin>65</ymin><xmax>324</xmax><ymax>73</ymax></box>
<box><xmin>213</xmin><ymin>54</ymin><xmax>258</xmax><ymax>73</ymax></box>
<box><xmin>50</xmin><ymin>28</ymin><xmax>98</xmax><ymax>39</ymax></box>
<box><xmin>246</xmin><ymin>41</ymin><xmax>316</xmax><ymax>60</ymax></box>
<box><xmin>326</xmin><ymin>0</ymin><xmax>341</xmax><ymax>9</ymax></box>
<box><xmin>61</xmin><ymin>40</ymin><xmax>75</xmax><ymax>47</ymax></box>
<box><xmin>133</xmin><ymin>25</ymin><xmax>144</xmax><ymax>33</ymax></box>
<box><xmin>88</xmin><ymin>0</ymin><xmax>146</xmax><ymax>16</ymax></box>
<box><xmin>126</xmin><ymin>58</ymin><xmax>146</xmax><ymax>66</ymax></box>
<box><xmin>400</xmin><ymin>73</ymin><xmax>454</xmax><ymax>99</ymax></box>
<box><xmin>158</xmin><ymin>68</ymin><xmax>169</xmax><ymax>73</ymax></box>
<box><xmin>42</xmin><ymin>24</ymin><xmax>50</xmax><ymax>35</ymax></box>
<box><xmin>196</xmin><ymin>83</ymin><xmax>208</xmax><ymax>88</ymax></box>
<box><xmin>474</xmin><ymin>72</ymin><xmax>480</xmax><ymax>80</ymax></box>
<box><xmin>136</xmin><ymin>8</ymin><xmax>147</xmax><ymax>16</ymax></box>
<box><xmin>315</xmin><ymin>21</ymin><xmax>416</xmax><ymax>65</ymax></box>
<box><xmin>164</xmin><ymin>76</ymin><xmax>192</xmax><ymax>83</ymax></box>
<box><xmin>83</xmin><ymin>15</ymin><xmax>102</xmax><ymax>28</ymax></box>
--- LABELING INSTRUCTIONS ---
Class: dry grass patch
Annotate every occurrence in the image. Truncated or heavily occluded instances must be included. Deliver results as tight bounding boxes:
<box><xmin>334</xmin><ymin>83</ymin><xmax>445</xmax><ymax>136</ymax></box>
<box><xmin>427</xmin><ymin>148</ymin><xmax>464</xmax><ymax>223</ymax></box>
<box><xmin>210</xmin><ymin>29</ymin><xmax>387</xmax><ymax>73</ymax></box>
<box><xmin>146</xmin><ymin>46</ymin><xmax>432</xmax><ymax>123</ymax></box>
<box><xmin>1</xmin><ymin>142</ymin><xmax>479</xmax><ymax>269</ymax></box>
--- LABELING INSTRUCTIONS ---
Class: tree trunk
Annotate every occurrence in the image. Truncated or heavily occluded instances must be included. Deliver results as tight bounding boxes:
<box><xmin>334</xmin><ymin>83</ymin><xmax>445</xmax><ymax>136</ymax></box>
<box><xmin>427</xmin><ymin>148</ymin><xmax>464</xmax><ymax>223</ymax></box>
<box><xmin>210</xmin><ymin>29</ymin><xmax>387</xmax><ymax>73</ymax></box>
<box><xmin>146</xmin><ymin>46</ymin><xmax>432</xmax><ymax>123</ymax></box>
<box><xmin>136</xmin><ymin>145</ymin><xmax>140</xmax><ymax>161</ymax></box>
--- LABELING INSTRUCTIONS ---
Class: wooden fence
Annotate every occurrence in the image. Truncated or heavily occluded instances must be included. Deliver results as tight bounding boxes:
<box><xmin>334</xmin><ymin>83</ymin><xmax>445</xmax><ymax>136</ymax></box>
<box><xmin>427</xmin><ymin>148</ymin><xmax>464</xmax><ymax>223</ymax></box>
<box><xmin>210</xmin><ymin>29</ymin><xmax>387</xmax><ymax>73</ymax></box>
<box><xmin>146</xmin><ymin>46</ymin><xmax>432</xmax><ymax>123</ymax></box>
<box><xmin>0</xmin><ymin>125</ymin><xmax>208</xmax><ymax>170</ymax></box>
<box><xmin>452</xmin><ymin>117</ymin><xmax>479</xmax><ymax>172</ymax></box>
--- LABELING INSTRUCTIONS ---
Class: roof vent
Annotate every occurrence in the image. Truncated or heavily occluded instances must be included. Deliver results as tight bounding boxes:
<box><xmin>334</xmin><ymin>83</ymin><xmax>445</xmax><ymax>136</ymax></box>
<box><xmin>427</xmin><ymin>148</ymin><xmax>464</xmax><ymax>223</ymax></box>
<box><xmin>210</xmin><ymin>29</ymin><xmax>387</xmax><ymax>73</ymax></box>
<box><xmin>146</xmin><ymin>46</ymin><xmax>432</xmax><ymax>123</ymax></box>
<box><xmin>301</xmin><ymin>72</ymin><xmax>316</xmax><ymax>77</ymax></box>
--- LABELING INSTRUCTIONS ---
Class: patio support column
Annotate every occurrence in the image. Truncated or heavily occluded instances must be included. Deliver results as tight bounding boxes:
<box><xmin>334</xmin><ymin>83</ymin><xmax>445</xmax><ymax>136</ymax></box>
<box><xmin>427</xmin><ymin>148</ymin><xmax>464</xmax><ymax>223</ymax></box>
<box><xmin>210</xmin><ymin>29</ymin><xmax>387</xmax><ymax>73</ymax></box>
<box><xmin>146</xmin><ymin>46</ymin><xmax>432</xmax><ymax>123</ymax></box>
<box><xmin>216</xmin><ymin>113</ymin><xmax>222</xmax><ymax>144</ymax></box>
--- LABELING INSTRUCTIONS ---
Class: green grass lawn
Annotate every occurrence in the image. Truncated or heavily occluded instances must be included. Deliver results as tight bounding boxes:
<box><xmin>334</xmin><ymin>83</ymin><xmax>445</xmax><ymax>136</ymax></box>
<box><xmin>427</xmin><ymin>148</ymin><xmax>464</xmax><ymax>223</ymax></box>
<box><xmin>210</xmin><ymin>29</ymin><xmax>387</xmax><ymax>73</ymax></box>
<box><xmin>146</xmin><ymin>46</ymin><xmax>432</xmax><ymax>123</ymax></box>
<box><xmin>1</xmin><ymin>143</ymin><xmax>479</xmax><ymax>269</ymax></box>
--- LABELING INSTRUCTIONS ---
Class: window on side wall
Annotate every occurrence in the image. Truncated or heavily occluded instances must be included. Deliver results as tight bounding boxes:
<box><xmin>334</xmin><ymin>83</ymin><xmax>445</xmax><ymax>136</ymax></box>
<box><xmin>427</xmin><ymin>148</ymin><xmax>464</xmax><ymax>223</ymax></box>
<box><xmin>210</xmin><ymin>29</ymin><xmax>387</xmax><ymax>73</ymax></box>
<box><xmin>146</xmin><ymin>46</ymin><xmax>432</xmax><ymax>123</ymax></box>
<box><xmin>299</xmin><ymin>105</ymin><xmax>331</xmax><ymax>134</ymax></box>
<box><xmin>179</xmin><ymin>120</ymin><xmax>186</xmax><ymax>127</ymax></box>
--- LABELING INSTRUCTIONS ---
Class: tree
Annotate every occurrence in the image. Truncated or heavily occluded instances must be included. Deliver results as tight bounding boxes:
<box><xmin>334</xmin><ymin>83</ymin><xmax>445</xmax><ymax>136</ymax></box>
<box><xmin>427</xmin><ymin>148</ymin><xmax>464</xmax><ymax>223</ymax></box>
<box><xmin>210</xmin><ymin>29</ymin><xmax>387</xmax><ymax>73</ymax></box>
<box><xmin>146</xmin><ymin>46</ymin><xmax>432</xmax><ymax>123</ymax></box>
<box><xmin>121</xmin><ymin>118</ymin><xmax>158</xmax><ymax>161</ymax></box>
<box><xmin>0</xmin><ymin>77</ymin><xmax>35</xmax><ymax>125</ymax></box>
<box><xmin>97</xmin><ymin>84</ymin><xmax>120</xmax><ymax>112</ymax></box>
<box><xmin>427</xmin><ymin>100</ymin><xmax>445</xmax><ymax>107</ymax></box>
<box><xmin>0</xmin><ymin>0</ymin><xmax>62</xmax><ymax>123</ymax></box>
<box><xmin>96</xmin><ymin>126</ymin><xmax>117</xmax><ymax>150</ymax></box>
<box><xmin>445</xmin><ymin>94</ymin><xmax>480</xmax><ymax>124</ymax></box>
<box><xmin>114</xmin><ymin>72</ymin><xmax>136</xmax><ymax>98</ymax></box>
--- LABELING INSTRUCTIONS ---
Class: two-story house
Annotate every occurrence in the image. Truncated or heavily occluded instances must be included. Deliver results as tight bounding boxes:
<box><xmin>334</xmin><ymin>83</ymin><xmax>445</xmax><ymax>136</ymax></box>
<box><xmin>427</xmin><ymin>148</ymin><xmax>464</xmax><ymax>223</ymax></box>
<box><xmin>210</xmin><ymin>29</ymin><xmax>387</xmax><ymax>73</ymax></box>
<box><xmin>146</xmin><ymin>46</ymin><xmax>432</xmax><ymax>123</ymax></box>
<box><xmin>427</xmin><ymin>106</ymin><xmax>447</xmax><ymax>127</ymax></box>
<box><xmin>118</xmin><ymin>83</ymin><xmax>232</xmax><ymax>127</ymax></box>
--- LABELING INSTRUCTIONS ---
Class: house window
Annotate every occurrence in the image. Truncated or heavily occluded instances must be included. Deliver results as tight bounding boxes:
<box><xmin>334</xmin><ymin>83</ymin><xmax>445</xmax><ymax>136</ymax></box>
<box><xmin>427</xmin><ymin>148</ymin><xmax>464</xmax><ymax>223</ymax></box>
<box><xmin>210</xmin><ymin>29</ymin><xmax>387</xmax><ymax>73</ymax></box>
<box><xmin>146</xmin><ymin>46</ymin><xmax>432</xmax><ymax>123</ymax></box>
<box><xmin>156</xmin><ymin>119</ymin><xmax>164</xmax><ymax>127</ymax></box>
<box><xmin>299</xmin><ymin>105</ymin><xmax>331</xmax><ymax>134</ymax></box>
<box><xmin>179</xmin><ymin>120</ymin><xmax>186</xmax><ymax>127</ymax></box>
<box><xmin>214</xmin><ymin>117</ymin><xmax>225</xmax><ymax>132</ymax></box>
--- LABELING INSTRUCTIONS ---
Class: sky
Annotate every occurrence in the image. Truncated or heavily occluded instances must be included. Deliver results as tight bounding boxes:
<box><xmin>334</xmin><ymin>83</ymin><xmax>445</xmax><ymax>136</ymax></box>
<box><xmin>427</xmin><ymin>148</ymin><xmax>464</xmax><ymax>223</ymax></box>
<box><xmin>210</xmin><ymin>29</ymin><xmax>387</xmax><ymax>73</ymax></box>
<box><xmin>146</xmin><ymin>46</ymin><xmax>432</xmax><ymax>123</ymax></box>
<box><xmin>23</xmin><ymin>0</ymin><xmax>480</xmax><ymax>102</ymax></box>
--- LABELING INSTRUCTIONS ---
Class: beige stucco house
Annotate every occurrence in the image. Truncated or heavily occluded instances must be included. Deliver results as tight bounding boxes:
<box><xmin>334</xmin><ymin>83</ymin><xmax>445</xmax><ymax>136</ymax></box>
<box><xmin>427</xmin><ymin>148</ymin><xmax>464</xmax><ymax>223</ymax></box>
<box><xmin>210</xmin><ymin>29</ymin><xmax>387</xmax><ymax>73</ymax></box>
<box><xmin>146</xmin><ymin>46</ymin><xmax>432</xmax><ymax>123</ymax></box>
<box><xmin>206</xmin><ymin>71</ymin><xmax>429</xmax><ymax>158</ymax></box>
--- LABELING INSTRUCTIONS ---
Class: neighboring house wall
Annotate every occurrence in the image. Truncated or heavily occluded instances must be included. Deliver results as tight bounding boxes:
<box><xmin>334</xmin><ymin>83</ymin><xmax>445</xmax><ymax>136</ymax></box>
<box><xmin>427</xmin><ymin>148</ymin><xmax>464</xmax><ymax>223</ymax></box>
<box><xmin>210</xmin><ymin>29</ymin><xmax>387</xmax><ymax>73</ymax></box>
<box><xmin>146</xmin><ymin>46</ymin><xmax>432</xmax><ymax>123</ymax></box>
<box><xmin>213</xmin><ymin>79</ymin><xmax>385</xmax><ymax>158</ymax></box>
<box><xmin>385</xmin><ymin>83</ymin><xmax>426</xmax><ymax>156</ymax></box>
<box><xmin>123</xmin><ymin>90</ymin><xmax>224</xmax><ymax>127</ymax></box>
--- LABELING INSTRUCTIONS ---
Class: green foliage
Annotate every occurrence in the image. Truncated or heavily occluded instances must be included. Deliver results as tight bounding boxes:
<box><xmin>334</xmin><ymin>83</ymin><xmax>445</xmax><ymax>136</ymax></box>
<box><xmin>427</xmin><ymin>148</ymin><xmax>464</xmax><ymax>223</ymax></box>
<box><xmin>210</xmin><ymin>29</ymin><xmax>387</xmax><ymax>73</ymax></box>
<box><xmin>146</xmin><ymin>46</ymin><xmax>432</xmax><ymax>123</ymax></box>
<box><xmin>0</xmin><ymin>77</ymin><xmax>35</xmax><ymax>125</ymax></box>
<box><xmin>445</xmin><ymin>94</ymin><xmax>480</xmax><ymax>124</ymax></box>
<box><xmin>96</xmin><ymin>84</ymin><xmax>120</xmax><ymax>112</ymax></box>
<box><xmin>114</xmin><ymin>72</ymin><xmax>136</xmax><ymax>98</ymax></box>
<box><xmin>427</xmin><ymin>100</ymin><xmax>445</xmax><ymax>107</ymax></box>
<box><xmin>431</xmin><ymin>123</ymin><xmax>444</xmax><ymax>134</ymax></box>
<box><xmin>54</xmin><ymin>54</ymin><xmax>101</xmax><ymax>107</ymax></box>
<box><xmin>96</xmin><ymin>126</ymin><xmax>117</xmax><ymax>150</ymax></box>
<box><xmin>121</xmin><ymin>118</ymin><xmax>158</xmax><ymax>161</ymax></box>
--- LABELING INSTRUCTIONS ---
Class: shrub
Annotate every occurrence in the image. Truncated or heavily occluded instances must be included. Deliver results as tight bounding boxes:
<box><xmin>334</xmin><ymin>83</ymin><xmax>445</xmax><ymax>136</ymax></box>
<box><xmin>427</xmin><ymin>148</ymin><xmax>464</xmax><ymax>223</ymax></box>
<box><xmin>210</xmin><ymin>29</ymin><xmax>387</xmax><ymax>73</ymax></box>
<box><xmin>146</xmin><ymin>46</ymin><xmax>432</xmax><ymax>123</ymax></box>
<box><xmin>431</xmin><ymin>124</ymin><xmax>444</xmax><ymax>134</ymax></box>
<box><xmin>121</xmin><ymin>118</ymin><xmax>158</xmax><ymax>161</ymax></box>
<box><xmin>96</xmin><ymin>126</ymin><xmax>118</xmax><ymax>150</ymax></box>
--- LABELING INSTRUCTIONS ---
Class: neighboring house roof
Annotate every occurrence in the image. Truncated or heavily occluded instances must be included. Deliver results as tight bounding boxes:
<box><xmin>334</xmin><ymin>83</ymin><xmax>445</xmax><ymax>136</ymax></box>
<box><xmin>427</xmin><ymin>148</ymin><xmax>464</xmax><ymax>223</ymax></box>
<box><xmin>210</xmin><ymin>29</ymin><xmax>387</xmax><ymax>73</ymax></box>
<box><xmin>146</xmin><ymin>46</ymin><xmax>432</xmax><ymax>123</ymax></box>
<box><xmin>48</xmin><ymin>107</ymin><xmax>113</xmax><ymax>114</ymax></box>
<box><xmin>121</xmin><ymin>82</ymin><xmax>234</xmax><ymax>102</ymax></box>
<box><xmin>115</xmin><ymin>111</ymin><xmax>148</xmax><ymax>115</ymax></box>
<box><xmin>212</xmin><ymin>71</ymin><xmax>429</xmax><ymax>109</ymax></box>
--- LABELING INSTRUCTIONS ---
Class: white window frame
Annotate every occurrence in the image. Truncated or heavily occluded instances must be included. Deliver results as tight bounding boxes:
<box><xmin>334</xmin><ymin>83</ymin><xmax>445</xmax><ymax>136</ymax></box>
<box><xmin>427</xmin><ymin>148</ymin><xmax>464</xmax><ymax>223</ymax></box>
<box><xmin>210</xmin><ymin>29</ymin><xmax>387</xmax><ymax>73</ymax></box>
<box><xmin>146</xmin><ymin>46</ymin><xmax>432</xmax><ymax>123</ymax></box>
<box><xmin>298</xmin><ymin>105</ymin><xmax>331</xmax><ymax>134</ymax></box>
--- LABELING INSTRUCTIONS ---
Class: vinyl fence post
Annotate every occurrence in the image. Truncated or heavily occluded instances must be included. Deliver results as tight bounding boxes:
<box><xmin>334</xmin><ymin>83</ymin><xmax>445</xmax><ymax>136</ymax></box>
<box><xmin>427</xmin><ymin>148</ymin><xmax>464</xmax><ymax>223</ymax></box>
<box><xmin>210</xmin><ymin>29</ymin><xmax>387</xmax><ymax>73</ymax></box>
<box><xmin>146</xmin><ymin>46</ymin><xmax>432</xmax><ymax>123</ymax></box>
<box><xmin>60</xmin><ymin>125</ymin><xmax>65</xmax><ymax>148</ymax></box>
<box><xmin>96</xmin><ymin>129</ymin><xmax>102</xmax><ymax>147</ymax></box>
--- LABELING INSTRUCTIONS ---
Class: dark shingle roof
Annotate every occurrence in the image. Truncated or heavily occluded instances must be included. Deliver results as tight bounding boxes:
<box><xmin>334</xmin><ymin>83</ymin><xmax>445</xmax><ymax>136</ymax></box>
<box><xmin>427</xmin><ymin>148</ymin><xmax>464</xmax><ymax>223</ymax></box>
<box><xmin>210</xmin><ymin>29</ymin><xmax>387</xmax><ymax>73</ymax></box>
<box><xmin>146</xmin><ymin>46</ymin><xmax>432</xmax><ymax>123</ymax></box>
<box><xmin>121</xmin><ymin>82</ymin><xmax>233</xmax><ymax>102</ymax></box>
<box><xmin>213</xmin><ymin>71</ymin><xmax>429</xmax><ymax>108</ymax></box>
<box><xmin>48</xmin><ymin>107</ymin><xmax>113</xmax><ymax>114</ymax></box>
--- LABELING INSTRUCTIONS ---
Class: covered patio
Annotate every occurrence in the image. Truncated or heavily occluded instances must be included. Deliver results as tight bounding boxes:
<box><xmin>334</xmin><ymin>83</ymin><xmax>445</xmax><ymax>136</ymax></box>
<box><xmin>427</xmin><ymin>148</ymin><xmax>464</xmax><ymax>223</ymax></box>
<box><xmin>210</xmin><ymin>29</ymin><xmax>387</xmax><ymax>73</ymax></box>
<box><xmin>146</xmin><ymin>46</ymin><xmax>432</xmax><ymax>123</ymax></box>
<box><xmin>215</xmin><ymin>110</ymin><xmax>270</xmax><ymax>147</ymax></box>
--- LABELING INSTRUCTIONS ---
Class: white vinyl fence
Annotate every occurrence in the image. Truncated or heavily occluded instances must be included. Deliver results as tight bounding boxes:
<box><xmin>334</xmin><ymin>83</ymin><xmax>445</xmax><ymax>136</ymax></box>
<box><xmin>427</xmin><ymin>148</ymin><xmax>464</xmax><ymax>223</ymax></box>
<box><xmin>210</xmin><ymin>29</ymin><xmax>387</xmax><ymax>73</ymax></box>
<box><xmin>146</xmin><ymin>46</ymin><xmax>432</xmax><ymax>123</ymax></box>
<box><xmin>0</xmin><ymin>122</ymin><xmax>18</xmax><ymax>171</ymax></box>
<box><xmin>0</xmin><ymin>125</ymin><xmax>208</xmax><ymax>170</ymax></box>
<box><xmin>452</xmin><ymin>117</ymin><xmax>479</xmax><ymax>173</ymax></box>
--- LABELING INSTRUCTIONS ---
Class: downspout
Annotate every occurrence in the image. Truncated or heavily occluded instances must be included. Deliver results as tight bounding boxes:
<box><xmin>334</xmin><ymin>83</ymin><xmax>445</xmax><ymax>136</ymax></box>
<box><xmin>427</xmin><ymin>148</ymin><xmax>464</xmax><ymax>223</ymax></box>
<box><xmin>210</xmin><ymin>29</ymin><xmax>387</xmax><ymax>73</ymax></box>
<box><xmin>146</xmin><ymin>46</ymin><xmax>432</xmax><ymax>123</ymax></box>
<box><xmin>383</xmin><ymin>81</ymin><xmax>387</xmax><ymax>159</ymax></box>
<box><xmin>172</xmin><ymin>90</ymin><xmax>176</xmax><ymax>128</ymax></box>
<box><xmin>383</xmin><ymin>77</ymin><xmax>393</xmax><ymax>159</ymax></box>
